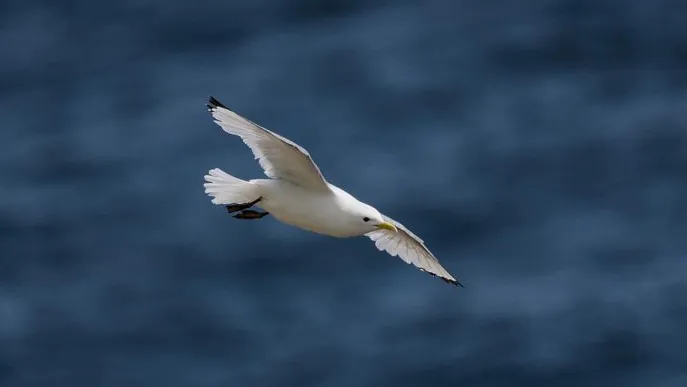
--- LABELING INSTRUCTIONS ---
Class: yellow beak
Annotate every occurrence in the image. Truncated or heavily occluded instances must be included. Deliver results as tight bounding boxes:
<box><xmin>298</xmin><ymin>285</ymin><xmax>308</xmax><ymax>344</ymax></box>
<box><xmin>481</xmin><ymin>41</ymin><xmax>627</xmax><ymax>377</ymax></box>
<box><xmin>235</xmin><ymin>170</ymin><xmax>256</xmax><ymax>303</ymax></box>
<box><xmin>376</xmin><ymin>221</ymin><xmax>398</xmax><ymax>232</ymax></box>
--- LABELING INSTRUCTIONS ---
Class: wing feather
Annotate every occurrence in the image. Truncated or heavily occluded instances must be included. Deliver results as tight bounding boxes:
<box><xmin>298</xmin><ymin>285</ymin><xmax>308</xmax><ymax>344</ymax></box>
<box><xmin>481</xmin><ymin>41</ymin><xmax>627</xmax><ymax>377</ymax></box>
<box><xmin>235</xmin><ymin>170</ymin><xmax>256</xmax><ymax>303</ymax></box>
<box><xmin>207</xmin><ymin>97</ymin><xmax>330</xmax><ymax>192</ymax></box>
<box><xmin>366</xmin><ymin>215</ymin><xmax>462</xmax><ymax>286</ymax></box>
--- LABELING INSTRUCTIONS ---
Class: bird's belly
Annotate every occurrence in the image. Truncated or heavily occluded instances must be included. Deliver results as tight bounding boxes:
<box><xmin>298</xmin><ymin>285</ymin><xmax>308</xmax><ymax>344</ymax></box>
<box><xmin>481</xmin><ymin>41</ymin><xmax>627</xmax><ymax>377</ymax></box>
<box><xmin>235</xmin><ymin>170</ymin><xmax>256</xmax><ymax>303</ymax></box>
<box><xmin>269</xmin><ymin>212</ymin><xmax>355</xmax><ymax>237</ymax></box>
<box><xmin>256</xmin><ymin>181</ymin><xmax>358</xmax><ymax>238</ymax></box>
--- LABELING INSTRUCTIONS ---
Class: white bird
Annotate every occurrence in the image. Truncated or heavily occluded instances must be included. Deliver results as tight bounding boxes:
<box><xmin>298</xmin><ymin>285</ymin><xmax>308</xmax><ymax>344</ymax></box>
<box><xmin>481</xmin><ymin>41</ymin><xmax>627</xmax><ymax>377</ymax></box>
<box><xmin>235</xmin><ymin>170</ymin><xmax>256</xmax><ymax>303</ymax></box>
<box><xmin>203</xmin><ymin>96</ymin><xmax>461</xmax><ymax>286</ymax></box>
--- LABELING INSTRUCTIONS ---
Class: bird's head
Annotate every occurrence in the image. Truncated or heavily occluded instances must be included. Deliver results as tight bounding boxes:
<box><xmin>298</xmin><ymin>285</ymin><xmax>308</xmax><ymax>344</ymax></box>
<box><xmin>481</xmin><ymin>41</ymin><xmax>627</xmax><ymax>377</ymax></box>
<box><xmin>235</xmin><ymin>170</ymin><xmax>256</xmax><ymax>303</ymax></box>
<box><xmin>347</xmin><ymin>201</ymin><xmax>397</xmax><ymax>234</ymax></box>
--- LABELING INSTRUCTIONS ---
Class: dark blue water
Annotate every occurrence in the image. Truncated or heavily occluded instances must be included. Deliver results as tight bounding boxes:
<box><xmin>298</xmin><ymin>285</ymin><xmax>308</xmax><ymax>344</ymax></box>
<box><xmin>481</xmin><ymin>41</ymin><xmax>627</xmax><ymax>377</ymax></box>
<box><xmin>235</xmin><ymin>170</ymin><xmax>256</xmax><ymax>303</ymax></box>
<box><xmin>2</xmin><ymin>1</ymin><xmax>686</xmax><ymax>386</ymax></box>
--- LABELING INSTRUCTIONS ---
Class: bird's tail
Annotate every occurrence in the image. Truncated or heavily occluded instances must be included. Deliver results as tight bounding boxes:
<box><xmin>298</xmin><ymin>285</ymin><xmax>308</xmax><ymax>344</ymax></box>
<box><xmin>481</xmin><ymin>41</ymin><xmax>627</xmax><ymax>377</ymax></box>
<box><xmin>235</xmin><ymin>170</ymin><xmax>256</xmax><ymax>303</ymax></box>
<box><xmin>203</xmin><ymin>168</ymin><xmax>259</xmax><ymax>205</ymax></box>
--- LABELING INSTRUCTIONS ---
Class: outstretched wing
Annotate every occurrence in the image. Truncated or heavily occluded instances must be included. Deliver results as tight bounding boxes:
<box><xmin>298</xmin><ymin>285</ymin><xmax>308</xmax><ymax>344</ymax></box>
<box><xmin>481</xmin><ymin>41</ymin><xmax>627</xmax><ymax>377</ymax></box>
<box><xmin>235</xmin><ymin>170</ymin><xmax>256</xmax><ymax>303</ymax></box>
<box><xmin>366</xmin><ymin>215</ymin><xmax>462</xmax><ymax>286</ymax></box>
<box><xmin>207</xmin><ymin>97</ymin><xmax>330</xmax><ymax>192</ymax></box>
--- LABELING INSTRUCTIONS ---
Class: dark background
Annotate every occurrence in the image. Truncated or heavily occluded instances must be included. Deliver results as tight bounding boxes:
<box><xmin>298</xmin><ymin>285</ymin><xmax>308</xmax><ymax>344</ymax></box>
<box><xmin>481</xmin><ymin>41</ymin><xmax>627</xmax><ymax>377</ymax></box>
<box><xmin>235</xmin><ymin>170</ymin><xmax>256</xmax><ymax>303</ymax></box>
<box><xmin>1</xmin><ymin>0</ymin><xmax>686</xmax><ymax>386</ymax></box>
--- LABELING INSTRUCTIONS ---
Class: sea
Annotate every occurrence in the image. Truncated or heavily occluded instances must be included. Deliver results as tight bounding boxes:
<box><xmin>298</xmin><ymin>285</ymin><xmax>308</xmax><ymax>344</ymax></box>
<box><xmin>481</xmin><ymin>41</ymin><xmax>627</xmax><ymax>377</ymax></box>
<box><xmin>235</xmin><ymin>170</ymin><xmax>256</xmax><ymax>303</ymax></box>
<box><xmin>1</xmin><ymin>1</ymin><xmax>686</xmax><ymax>386</ymax></box>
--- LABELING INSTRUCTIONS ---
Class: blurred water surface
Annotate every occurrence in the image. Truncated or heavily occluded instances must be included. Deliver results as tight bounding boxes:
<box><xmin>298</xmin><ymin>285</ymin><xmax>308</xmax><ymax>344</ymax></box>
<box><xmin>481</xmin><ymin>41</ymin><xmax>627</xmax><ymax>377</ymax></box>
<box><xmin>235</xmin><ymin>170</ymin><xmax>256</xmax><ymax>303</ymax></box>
<box><xmin>1</xmin><ymin>1</ymin><xmax>687</xmax><ymax>386</ymax></box>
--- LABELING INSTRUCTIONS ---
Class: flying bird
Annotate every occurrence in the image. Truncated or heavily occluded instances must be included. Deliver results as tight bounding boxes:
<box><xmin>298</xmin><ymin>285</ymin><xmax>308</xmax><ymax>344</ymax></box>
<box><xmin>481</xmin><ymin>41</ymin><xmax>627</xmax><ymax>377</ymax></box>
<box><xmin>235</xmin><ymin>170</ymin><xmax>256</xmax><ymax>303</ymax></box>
<box><xmin>203</xmin><ymin>96</ymin><xmax>461</xmax><ymax>286</ymax></box>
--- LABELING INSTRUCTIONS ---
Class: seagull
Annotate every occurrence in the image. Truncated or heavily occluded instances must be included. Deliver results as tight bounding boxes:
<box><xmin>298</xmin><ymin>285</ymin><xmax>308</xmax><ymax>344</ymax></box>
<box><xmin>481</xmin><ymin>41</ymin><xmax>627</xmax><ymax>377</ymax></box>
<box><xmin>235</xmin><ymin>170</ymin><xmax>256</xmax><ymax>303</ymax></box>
<box><xmin>203</xmin><ymin>96</ymin><xmax>461</xmax><ymax>286</ymax></box>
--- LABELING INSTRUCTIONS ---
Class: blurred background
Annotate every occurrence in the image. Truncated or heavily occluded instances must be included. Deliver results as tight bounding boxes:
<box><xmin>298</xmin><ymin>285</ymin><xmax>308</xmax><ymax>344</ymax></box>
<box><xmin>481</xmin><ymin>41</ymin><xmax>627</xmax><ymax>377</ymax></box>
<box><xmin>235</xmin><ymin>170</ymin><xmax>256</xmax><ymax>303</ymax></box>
<box><xmin>1</xmin><ymin>0</ymin><xmax>686</xmax><ymax>386</ymax></box>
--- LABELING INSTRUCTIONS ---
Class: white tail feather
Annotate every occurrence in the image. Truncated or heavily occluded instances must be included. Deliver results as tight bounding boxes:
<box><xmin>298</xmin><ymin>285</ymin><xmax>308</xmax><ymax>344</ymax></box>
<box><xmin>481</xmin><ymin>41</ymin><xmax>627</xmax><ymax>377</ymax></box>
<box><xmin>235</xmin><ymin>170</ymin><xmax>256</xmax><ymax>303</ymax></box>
<box><xmin>203</xmin><ymin>168</ymin><xmax>259</xmax><ymax>205</ymax></box>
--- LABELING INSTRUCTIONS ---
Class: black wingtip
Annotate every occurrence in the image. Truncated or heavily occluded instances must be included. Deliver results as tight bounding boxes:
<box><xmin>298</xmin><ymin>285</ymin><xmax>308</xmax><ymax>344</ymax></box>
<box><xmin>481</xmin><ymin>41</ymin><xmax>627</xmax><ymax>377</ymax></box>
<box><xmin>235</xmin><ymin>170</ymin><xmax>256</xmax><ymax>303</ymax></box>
<box><xmin>207</xmin><ymin>96</ymin><xmax>227</xmax><ymax>111</ymax></box>
<box><xmin>423</xmin><ymin>270</ymin><xmax>464</xmax><ymax>288</ymax></box>
<box><xmin>441</xmin><ymin>276</ymin><xmax>464</xmax><ymax>288</ymax></box>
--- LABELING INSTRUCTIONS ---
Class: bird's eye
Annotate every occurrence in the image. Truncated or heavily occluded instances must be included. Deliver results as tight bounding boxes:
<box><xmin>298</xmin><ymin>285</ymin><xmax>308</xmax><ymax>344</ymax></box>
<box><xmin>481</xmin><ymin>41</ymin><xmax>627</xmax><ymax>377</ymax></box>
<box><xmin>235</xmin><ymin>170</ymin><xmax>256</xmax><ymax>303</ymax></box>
<box><xmin>363</xmin><ymin>217</ymin><xmax>370</xmax><ymax>222</ymax></box>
